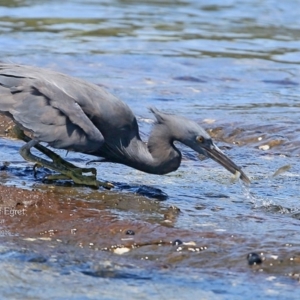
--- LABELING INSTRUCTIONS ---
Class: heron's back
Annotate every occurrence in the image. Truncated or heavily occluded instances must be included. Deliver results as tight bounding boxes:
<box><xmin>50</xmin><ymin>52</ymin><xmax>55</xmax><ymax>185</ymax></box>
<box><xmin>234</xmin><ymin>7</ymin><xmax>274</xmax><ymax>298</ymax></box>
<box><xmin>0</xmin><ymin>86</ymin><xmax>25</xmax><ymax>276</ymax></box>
<box><xmin>0</xmin><ymin>63</ymin><xmax>139</xmax><ymax>154</ymax></box>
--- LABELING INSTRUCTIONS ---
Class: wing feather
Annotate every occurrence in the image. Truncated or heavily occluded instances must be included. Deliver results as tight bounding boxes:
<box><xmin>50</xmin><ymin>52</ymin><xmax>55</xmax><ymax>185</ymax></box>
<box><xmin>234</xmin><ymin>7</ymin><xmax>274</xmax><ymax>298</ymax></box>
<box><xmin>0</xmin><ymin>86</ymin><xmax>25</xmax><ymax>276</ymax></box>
<box><xmin>0</xmin><ymin>64</ymin><xmax>104</xmax><ymax>153</ymax></box>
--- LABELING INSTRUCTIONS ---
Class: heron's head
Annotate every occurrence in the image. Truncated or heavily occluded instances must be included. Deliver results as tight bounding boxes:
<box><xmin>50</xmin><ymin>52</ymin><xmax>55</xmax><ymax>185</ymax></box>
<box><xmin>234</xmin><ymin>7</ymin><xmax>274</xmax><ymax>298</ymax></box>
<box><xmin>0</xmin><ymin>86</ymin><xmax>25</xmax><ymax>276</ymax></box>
<box><xmin>150</xmin><ymin>108</ymin><xmax>250</xmax><ymax>184</ymax></box>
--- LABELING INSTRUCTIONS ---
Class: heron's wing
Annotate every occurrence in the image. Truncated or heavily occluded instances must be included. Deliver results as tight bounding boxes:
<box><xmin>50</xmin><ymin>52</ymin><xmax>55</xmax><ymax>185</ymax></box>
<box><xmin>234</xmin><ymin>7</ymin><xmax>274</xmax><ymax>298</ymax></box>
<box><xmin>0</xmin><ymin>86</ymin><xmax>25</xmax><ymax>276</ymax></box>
<box><xmin>0</xmin><ymin>64</ymin><xmax>104</xmax><ymax>153</ymax></box>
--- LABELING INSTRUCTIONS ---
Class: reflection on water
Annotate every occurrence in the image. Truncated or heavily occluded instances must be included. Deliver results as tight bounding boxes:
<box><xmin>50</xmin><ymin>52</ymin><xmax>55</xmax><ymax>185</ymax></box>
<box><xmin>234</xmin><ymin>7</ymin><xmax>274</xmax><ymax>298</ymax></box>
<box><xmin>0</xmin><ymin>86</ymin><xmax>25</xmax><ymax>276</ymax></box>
<box><xmin>0</xmin><ymin>0</ymin><xmax>300</xmax><ymax>299</ymax></box>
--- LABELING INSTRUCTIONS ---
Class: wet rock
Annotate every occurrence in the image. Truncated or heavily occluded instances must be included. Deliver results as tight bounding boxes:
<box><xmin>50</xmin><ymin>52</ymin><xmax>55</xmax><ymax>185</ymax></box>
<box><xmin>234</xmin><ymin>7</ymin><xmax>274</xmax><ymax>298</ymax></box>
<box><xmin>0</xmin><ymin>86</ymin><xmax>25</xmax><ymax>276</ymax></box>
<box><xmin>0</xmin><ymin>162</ymin><xmax>10</xmax><ymax>171</ymax></box>
<box><xmin>258</xmin><ymin>144</ymin><xmax>270</xmax><ymax>150</ymax></box>
<box><xmin>195</xmin><ymin>205</ymin><xmax>206</xmax><ymax>210</ymax></box>
<box><xmin>82</xmin><ymin>268</ymin><xmax>151</xmax><ymax>279</ymax></box>
<box><xmin>258</xmin><ymin>140</ymin><xmax>284</xmax><ymax>151</ymax></box>
<box><xmin>126</xmin><ymin>230</ymin><xmax>135</xmax><ymax>235</ymax></box>
<box><xmin>27</xmin><ymin>256</ymin><xmax>47</xmax><ymax>263</ymax></box>
<box><xmin>173</xmin><ymin>76</ymin><xmax>206</xmax><ymax>83</ymax></box>
<box><xmin>113</xmin><ymin>247</ymin><xmax>131</xmax><ymax>255</ymax></box>
<box><xmin>172</xmin><ymin>239</ymin><xmax>183</xmax><ymax>246</ymax></box>
<box><xmin>163</xmin><ymin>205</ymin><xmax>181</xmax><ymax>224</ymax></box>
<box><xmin>116</xmin><ymin>183</ymin><xmax>168</xmax><ymax>200</ymax></box>
<box><xmin>0</xmin><ymin>185</ymin><xmax>42</xmax><ymax>208</ymax></box>
<box><xmin>247</xmin><ymin>252</ymin><xmax>262</xmax><ymax>265</ymax></box>
<box><xmin>262</xmin><ymin>79</ymin><xmax>299</xmax><ymax>86</ymax></box>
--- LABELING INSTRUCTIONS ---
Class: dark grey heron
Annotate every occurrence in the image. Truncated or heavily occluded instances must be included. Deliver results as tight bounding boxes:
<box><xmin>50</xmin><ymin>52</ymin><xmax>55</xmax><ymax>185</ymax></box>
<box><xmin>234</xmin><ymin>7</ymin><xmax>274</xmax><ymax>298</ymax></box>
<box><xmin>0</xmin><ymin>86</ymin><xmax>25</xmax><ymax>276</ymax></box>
<box><xmin>0</xmin><ymin>63</ymin><xmax>250</xmax><ymax>189</ymax></box>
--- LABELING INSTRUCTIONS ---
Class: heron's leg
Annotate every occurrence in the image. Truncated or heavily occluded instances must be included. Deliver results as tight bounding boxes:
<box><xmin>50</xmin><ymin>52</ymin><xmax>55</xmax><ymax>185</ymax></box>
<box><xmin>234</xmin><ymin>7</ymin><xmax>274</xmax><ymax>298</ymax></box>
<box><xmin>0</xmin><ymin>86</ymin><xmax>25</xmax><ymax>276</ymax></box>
<box><xmin>33</xmin><ymin>142</ymin><xmax>97</xmax><ymax>176</ymax></box>
<box><xmin>12</xmin><ymin>127</ymin><xmax>97</xmax><ymax>176</ymax></box>
<box><xmin>19</xmin><ymin>139</ymin><xmax>113</xmax><ymax>189</ymax></box>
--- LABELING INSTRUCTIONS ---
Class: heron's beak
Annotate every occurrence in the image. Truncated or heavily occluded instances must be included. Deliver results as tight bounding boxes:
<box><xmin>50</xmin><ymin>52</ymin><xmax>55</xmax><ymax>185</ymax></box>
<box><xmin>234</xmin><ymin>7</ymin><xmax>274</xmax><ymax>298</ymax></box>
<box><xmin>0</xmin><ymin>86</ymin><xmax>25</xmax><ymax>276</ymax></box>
<box><xmin>202</xmin><ymin>143</ymin><xmax>250</xmax><ymax>184</ymax></box>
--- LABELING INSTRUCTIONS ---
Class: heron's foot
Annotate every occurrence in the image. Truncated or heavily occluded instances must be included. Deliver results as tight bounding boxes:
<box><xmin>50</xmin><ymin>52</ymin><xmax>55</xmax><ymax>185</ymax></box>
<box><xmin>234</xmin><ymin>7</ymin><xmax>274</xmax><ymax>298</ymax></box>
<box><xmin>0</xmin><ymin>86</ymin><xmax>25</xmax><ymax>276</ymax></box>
<box><xmin>44</xmin><ymin>161</ymin><xmax>109</xmax><ymax>188</ymax></box>
<box><xmin>45</xmin><ymin>152</ymin><xmax>98</xmax><ymax>175</ymax></box>
<box><xmin>69</xmin><ymin>170</ymin><xmax>113</xmax><ymax>189</ymax></box>
<box><xmin>20</xmin><ymin>139</ymin><xmax>113</xmax><ymax>189</ymax></box>
<box><xmin>68</xmin><ymin>165</ymin><xmax>97</xmax><ymax>176</ymax></box>
<box><xmin>44</xmin><ymin>170</ymin><xmax>114</xmax><ymax>189</ymax></box>
<box><xmin>32</xmin><ymin>156</ymin><xmax>98</xmax><ymax>180</ymax></box>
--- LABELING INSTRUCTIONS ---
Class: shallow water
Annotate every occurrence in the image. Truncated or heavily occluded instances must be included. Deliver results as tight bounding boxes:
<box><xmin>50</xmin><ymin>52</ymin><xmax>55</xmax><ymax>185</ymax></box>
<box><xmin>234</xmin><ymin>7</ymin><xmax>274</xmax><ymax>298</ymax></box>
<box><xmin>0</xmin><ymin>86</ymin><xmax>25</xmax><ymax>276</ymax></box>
<box><xmin>0</xmin><ymin>0</ymin><xmax>300</xmax><ymax>299</ymax></box>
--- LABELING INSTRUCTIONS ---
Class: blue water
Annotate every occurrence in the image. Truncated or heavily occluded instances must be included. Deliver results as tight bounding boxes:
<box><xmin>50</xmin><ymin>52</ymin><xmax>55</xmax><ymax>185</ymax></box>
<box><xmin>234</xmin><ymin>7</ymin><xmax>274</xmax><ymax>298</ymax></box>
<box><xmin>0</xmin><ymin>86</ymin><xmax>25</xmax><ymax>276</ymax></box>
<box><xmin>0</xmin><ymin>0</ymin><xmax>300</xmax><ymax>299</ymax></box>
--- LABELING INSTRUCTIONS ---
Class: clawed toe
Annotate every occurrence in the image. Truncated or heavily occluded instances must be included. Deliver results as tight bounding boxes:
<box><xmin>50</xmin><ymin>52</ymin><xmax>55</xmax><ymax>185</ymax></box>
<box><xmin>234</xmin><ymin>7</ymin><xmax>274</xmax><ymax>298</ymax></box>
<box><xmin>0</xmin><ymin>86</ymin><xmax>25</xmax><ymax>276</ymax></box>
<box><xmin>42</xmin><ymin>170</ymin><xmax>113</xmax><ymax>189</ymax></box>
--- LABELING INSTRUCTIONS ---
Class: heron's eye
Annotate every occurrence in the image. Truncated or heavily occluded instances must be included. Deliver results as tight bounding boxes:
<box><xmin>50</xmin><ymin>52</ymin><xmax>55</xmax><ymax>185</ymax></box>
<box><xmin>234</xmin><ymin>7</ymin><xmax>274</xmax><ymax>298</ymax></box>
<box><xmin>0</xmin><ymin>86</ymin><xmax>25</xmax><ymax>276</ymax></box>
<box><xmin>196</xmin><ymin>136</ymin><xmax>204</xmax><ymax>143</ymax></box>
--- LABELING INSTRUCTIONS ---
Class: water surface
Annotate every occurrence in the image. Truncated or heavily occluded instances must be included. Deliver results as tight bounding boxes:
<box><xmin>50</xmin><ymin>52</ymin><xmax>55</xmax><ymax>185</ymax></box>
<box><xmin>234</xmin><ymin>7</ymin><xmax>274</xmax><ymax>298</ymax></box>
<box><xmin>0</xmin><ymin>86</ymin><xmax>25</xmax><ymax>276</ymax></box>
<box><xmin>0</xmin><ymin>0</ymin><xmax>300</xmax><ymax>299</ymax></box>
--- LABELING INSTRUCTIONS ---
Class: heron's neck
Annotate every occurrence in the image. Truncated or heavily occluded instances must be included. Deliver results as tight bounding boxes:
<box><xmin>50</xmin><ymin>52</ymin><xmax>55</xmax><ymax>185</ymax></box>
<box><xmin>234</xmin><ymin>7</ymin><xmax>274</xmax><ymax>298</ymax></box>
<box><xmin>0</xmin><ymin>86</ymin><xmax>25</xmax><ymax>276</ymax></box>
<box><xmin>126</xmin><ymin>124</ymin><xmax>182</xmax><ymax>175</ymax></box>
